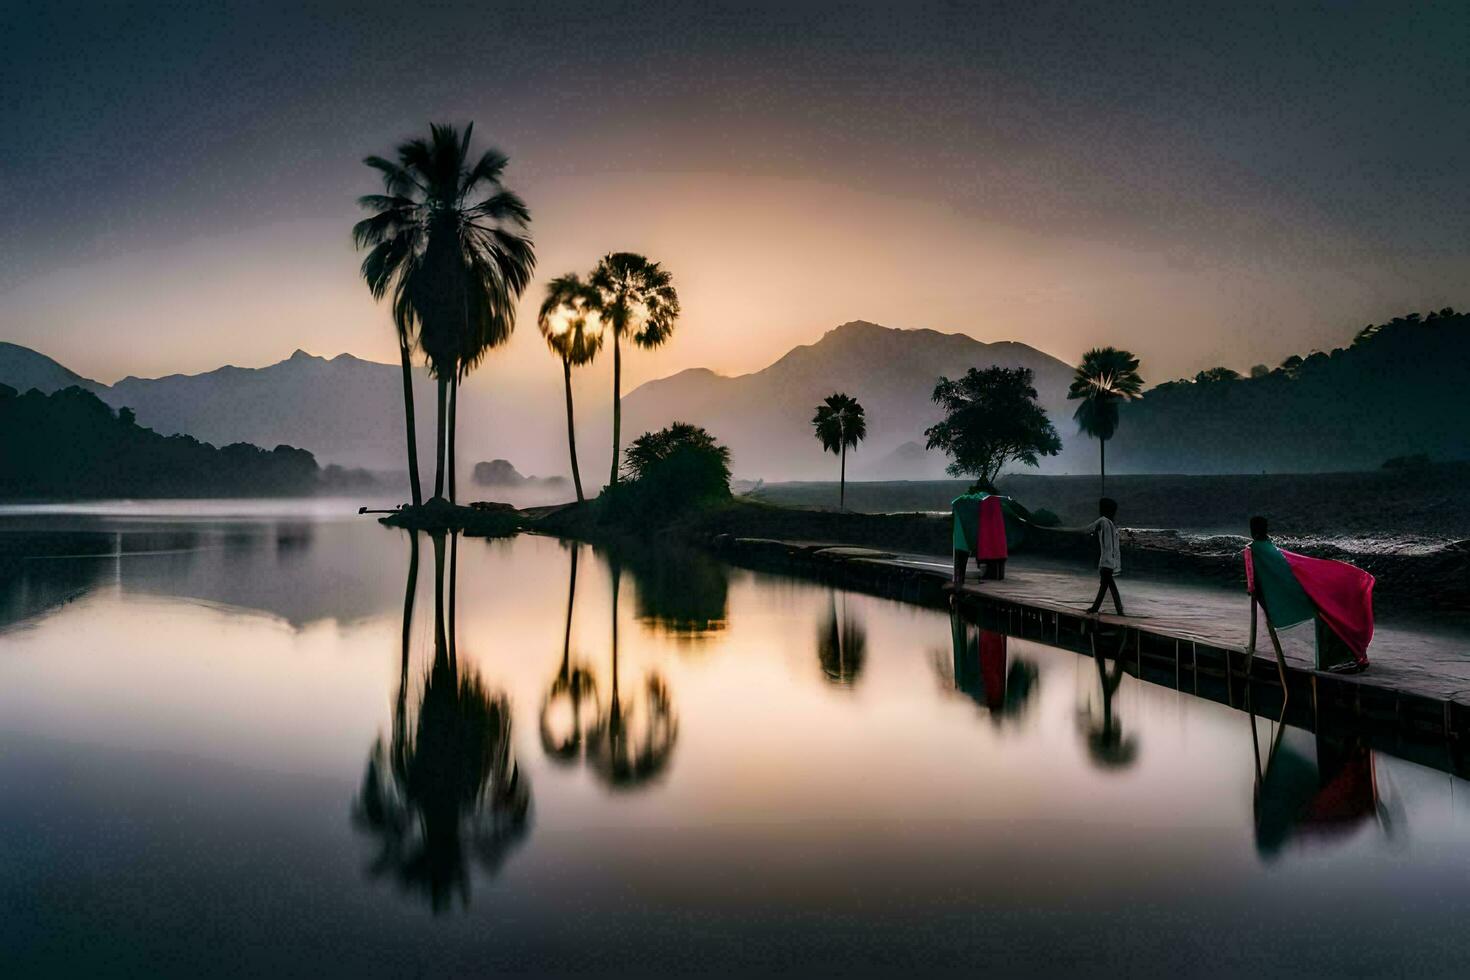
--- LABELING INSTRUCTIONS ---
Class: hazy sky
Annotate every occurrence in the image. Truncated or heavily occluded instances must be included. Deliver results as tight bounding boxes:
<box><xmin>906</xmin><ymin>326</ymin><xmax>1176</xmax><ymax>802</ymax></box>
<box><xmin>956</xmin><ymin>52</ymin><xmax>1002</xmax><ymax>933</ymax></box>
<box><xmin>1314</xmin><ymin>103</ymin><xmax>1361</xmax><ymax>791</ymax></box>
<box><xmin>3</xmin><ymin>0</ymin><xmax>1466</xmax><ymax>396</ymax></box>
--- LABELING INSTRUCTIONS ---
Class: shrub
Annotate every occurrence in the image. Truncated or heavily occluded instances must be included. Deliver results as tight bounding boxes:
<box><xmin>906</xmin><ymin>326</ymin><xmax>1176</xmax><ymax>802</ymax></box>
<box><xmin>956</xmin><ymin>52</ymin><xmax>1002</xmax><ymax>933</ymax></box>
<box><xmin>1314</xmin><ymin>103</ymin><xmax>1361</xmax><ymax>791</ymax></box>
<box><xmin>603</xmin><ymin>422</ymin><xmax>731</xmax><ymax>523</ymax></box>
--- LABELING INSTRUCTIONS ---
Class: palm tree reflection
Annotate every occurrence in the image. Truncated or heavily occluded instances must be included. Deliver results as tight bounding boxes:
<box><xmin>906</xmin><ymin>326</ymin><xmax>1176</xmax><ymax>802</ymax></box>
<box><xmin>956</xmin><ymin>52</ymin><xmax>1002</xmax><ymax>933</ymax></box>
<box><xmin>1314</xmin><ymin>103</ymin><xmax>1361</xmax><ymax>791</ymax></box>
<box><xmin>940</xmin><ymin>611</ymin><xmax>1038</xmax><ymax>723</ymax></box>
<box><xmin>1079</xmin><ymin>629</ymin><xmax>1138</xmax><ymax>769</ymax></box>
<box><xmin>585</xmin><ymin>559</ymin><xmax>678</xmax><ymax>789</ymax></box>
<box><xmin>818</xmin><ymin>591</ymin><xmax>867</xmax><ymax>686</ymax></box>
<box><xmin>539</xmin><ymin>541</ymin><xmax>600</xmax><ymax>763</ymax></box>
<box><xmin>354</xmin><ymin>531</ymin><xmax>530</xmax><ymax>912</ymax></box>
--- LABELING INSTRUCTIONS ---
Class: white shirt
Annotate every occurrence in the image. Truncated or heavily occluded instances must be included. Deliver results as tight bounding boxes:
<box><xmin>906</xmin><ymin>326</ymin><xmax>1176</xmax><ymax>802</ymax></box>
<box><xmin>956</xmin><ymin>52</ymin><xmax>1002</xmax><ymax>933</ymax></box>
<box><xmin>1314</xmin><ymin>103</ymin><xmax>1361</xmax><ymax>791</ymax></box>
<box><xmin>1089</xmin><ymin>517</ymin><xmax>1122</xmax><ymax>572</ymax></box>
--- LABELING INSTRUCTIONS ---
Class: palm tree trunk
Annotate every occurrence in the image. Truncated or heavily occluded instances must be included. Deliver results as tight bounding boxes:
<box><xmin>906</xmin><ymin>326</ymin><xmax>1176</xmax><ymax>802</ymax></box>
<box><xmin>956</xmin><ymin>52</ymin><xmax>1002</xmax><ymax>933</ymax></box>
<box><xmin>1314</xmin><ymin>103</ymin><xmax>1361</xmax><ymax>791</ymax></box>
<box><xmin>562</xmin><ymin>543</ymin><xmax>579</xmax><ymax>674</ymax></box>
<box><xmin>398</xmin><ymin>342</ymin><xmax>423</xmax><ymax>507</ymax></box>
<box><xmin>431</xmin><ymin>531</ymin><xmax>447</xmax><ymax>662</ymax></box>
<box><xmin>448</xmin><ymin>531</ymin><xmax>458</xmax><ymax>669</ymax></box>
<box><xmin>395</xmin><ymin>531</ymin><xmax>420</xmax><ymax>747</ymax></box>
<box><xmin>1100</xmin><ymin>437</ymin><xmax>1106</xmax><ymax>497</ymax></box>
<box><xmin>609</xmin><ymin>332</ymin><xmax>622</xmax><ymax>486</ymax></box>
<box><xmin>448</xmin><ymin>374</ymin><xmax>458</xmax><ymax>504</ymax></box>
<box><xmin>434</xmin><ymin>378</ymin><xmax>447</xmax><ymax>500</ymax></box>
<box><xmin>840</xmin><ymin>443</ymin><xmax>847</xmax><ymax>510</ymax></box>
<box><xmin>563</xmin><ymin>359</ymin><xmax>584</xmax><ymax>502</ymax></box>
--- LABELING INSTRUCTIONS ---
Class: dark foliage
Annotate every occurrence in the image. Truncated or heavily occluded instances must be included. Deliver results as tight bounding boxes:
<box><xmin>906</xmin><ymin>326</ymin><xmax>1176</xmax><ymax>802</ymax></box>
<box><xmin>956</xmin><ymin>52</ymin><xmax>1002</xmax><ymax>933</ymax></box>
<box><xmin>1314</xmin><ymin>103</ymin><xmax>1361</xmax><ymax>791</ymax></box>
<box><xmin>603</xmin><ymin>422</ymin><xmax>732</xmax><ymax>522</ymax></box>
<box><xmin>924</xmin><ymin>366</ymin><xmax>1062</xmax><ymax>490</ymax></box>
<box><xmin>1112</xmin><ymin>309</ymin><xmax>1470</xmax><ymax>473</ymax></box>
<box><xmin>0</xmin><ymin>384</ymin><xmax>322</xmax><ymax>498</ymax></box>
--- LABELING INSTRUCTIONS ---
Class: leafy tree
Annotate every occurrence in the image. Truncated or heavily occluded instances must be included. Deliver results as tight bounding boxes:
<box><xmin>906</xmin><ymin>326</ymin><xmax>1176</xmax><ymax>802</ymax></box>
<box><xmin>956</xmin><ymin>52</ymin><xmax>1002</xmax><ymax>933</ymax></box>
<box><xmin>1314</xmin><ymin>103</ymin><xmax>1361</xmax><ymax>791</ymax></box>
<box><xmin>811</xmin><ymin>392</ymin><xmax>866</xmax><ymax>510</ymax></box>
<box><xmin>618</xmin><ymin>422</ymin><xmax>730</xmax><ymax>516</ymax></box>
<box><xmin>354</xmin><ymin>122</ymin><xmax>535</xmax><ymax>503</ymax></box>
<box><xmin>589</xmin><ymin>253</ymin><xmax>679</xmax><ymax>486</ymax></box>
<box><xmin>926</xmin><ymin>366</ymin><xmax>1061</xmax><ymax>492</ymax></box>
<box><xmin>1067</xmin><ymin>347</ymin><xmax>1144</xmax><ymax>495</ymax></box>
<box><xmin>538</xmin><ymin>273</ymin><xmax>604</xmax><ymax>501</ymax></box>
<box><xmin>1194</xmin><ymin>366</ymin><xmax>1241</xmax><ymax>384</ymax></box>
<box><xmin>1250</xmin><ymin>364</ymin><xmax>1270</xmax><ymax>379</ymax></box>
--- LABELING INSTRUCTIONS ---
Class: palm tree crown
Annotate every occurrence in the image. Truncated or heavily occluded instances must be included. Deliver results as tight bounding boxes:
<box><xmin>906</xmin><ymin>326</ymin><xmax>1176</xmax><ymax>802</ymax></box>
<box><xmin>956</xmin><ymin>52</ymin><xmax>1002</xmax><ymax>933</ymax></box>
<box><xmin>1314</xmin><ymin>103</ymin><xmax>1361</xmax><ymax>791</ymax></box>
<box><xmin>589</xmin><ymin>252</ymin><xmax>680</xmax><ymax>348</ymax></box>
<box><xmin>538</xmin><ymin>273</ymin><xmax>604</xmax><ymax>367</ymax></box>
<box><xmin>353</xmin><ymin>122</ymin><xmax>536</xmax><ymax>381</ymax></box>
<box><xmin>1067</xmin><ymin>347</ymin><xmax>1143</xmax><ymax>441</ymax></box>
<box><xmin>812</xmin><ymin>393</ymin><xmax>867</xmax><ymax>454</ymax></box>
<box><xmin>1067</xmin><ymin>347</ymin><xmax>1143</xmax><ymax>494</ymax></box>
<box><xmin>590</xmin><ymin>252</ymin><xmax>680</xmax><ymax>485</ymax></box>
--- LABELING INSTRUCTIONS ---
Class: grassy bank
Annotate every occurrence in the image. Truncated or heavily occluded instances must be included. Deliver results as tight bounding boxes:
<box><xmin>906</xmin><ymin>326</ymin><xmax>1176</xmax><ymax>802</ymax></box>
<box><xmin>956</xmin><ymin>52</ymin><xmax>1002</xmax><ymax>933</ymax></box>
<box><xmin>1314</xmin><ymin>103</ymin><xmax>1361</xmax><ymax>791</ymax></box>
<box><xmin>747</xmin><ymin>463</ymin><xmax>1470</xmax><ymax>540</ymax></box>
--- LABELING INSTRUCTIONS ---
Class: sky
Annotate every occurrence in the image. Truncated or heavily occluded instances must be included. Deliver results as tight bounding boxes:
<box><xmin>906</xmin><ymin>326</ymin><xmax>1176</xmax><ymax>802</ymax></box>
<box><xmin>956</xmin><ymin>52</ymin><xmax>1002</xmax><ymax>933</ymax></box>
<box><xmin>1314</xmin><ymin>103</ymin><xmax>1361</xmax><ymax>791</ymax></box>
<box><xmin>2</xmin><ymin>0</ymin><xmax>1466</xmax><ymax>398</ymax></box>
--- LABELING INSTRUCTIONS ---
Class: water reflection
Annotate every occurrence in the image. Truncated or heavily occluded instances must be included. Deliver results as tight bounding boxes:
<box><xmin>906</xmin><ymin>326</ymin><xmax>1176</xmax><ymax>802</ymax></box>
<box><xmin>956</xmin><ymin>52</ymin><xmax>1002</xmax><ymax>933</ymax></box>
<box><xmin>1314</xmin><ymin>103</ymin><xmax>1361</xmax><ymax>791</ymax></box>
<box><xmin>586</xmin><ymin>559</ymin><xmax>679</xmax><ymax>789</ymax></box>
<box><xmin>623</xmin><ymin>543</ymin><xmax>729</xmax><ymax>641</ymax></box>
<box><xmin>353</xmin><ymin>532</ymin><xmax>531</xmax><ymax>912</ymax></box>
<box><xmin>1249</xmin><ymin>707</ymin><xmax>1392</xmax><ymax>861</ymax></box>
<box><xmin>539</xmin><ymin>541</ymin><xmax>600</xmax><ymax>764</ymax></box>
<box><xmin>938</xmin><ymin>612</ymin><xmax>1038</xmax><ymax>723</ymax></box>
<box><xmin>817</xmin><ymin>591</ymin><xmax>867</xmax><ymax>686</ymax></box>
<box><xmin>1079</xmin><ymin>630</ymin><xmax>1138</xmax><ymax>769</ymax></box>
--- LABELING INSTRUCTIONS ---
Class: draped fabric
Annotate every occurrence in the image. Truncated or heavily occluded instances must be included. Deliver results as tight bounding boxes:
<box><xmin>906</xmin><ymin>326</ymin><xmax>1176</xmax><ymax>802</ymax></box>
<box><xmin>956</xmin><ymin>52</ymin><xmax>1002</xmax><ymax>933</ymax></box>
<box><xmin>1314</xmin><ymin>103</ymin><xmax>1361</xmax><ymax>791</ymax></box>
<box><xmin>951</xmin><ymin>493</ymin><xmax>1009</xmax><ymax>559</ymax></box>
<box><xmin>1244</xmin><ymin>540</ymin><xmax>1373</xmax><ymax>667</ymax></box>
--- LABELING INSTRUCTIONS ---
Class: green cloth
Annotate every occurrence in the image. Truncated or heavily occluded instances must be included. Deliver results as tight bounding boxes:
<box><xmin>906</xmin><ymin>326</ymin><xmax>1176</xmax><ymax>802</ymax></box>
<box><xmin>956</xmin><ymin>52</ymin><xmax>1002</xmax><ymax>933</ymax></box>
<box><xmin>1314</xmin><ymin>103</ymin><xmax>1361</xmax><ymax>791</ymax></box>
<box><xmin>1249</xmin><ymin>540</ymin><xmax>1316</xmax><ymax>629</ymax></box>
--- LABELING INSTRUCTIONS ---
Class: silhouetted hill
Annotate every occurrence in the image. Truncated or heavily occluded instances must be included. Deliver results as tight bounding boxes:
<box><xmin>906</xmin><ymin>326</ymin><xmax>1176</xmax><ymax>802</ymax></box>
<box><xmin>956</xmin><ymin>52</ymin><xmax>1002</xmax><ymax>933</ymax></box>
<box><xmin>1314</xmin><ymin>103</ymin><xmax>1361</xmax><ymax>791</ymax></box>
<box><xmin>0</xmin><ymin>342</ymin><xmax>105</xmax><ymax>396</ymax></box>
<box><xmin>621</xmin><ymin>321</ymin><xmax>1083</xmax><ymax>480</ymax></box>
<box><xmin>1108</xmin><ymin>309</ymin><xmax>1470</xmax><ymax>473</ymax></box>
<box><xmin>106</xmin><ymin>349</ymin><xmax>441</xmax><ymax>472</ymax></box>
<box><xmin>0</xmin><ymin>384</ymin><xmax>331</xmax><ymax>499</ymax></box>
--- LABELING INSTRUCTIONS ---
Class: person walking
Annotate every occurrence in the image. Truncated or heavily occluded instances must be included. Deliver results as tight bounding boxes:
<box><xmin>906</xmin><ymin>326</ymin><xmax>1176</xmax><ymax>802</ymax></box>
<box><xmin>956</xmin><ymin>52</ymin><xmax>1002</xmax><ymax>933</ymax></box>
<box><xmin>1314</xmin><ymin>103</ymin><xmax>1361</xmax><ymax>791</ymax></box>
<box><xmin>1085</xmin><ymin>497</ymin><xmax>1125</xmax><ymax>616</ymax></box>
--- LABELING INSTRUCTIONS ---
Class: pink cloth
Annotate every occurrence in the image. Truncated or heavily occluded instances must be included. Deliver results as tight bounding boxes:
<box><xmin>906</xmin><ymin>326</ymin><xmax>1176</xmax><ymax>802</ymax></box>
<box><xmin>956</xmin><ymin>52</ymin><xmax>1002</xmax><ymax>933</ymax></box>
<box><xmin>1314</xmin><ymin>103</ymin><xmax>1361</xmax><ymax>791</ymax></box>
<box><xmin>976</xmin><ymin>495</ymin><xmax>1008</xmax><ymax>560</ymax></box>
<box><xmin>1282</xmin><ymin>550</ymin><xmax>1376</xmax><ymax>661</ymax></box>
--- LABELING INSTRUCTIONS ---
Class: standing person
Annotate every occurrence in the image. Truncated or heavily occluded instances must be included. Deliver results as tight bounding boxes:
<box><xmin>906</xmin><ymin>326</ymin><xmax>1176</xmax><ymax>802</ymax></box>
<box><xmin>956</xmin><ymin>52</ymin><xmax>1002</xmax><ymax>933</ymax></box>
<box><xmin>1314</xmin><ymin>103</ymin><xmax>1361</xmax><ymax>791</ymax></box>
<box><xmin>1085</xmin><ymin>497</ymin><xmax>1124</xmax><ymax>616</ymax></box>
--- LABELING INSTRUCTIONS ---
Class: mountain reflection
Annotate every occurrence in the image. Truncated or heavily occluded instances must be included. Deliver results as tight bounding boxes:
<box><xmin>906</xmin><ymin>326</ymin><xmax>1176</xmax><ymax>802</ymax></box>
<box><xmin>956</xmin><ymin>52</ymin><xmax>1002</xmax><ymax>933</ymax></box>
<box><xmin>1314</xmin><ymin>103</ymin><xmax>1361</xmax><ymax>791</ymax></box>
<box><xmin>939</xmin><ymin>612</ymin><xmax>1038</xmax><ymax>723</ymax></box>
<box><xmin>817</xmin><ymin>591</ymin><xmax>867</xmax><ymax>685</ymax></box>
<box><xmin>354</xmin><ymin>531</ymin><xmax>530</xmax><ymax>912</ymax></box>
<box><xmin>1249</xmin><ymin>706</ymin><xmax>1389</xmax><ymax>861</ymax></box>
<box><xmin>1079</xmin><ymin>630</ymin><xmax>1138</xmax><ymax>769</ymax></box>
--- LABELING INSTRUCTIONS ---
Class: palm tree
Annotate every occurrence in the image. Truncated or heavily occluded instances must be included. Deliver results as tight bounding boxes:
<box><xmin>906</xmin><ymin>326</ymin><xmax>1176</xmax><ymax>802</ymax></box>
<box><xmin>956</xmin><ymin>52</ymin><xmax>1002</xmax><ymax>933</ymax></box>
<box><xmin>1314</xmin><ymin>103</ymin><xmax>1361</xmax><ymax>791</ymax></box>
<box><xmin>1067</xmin><ymin>347</ymin><xmax>1143</xmax><ymax>495</ymax></box>
<box><xmin>354</xmin><ymin>122</ymin><xmax>535</xmax><ymax>503</ymax></box>
<box><xmin>811</xmin><ymin>392</ymin><xmax>866</xmax><ymax>509</ymax></box>
<box><xmin>589</xmin><ymin>253</ymin><xmax>679</xmax><ymax>486</ymax></box>
<box><xmin>538</xmin><ymin>273</ymin><xmax>604</xmax><ymax>501</ymax></box>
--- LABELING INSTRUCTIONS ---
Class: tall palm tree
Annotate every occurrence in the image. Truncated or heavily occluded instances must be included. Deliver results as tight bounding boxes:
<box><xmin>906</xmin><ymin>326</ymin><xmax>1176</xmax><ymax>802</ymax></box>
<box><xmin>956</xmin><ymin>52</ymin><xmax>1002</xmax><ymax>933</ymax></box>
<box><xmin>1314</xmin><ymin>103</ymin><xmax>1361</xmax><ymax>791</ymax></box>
<box><xmin>811</xmin><ymin>392</ymin><xmax>866</xmax><ymax>510</ymax></box>
<box><xmin>1067</xmin><ymin>347</ymin><xmax>1143</xmax><ymax>495</ymax></box>
<box><xmin>354</xmin><ymin>122</ymin><xmax>535</xmax><ymax>503</ymax></box>
<box><xmin>538</xmin><ymin>273</ymin><xmax>604</xmax><ymax>501</ymax></box>
<box><xmin>589</xmin><ymin>253</ymin><xmax>679</xmax><ymax>486</ymax></box>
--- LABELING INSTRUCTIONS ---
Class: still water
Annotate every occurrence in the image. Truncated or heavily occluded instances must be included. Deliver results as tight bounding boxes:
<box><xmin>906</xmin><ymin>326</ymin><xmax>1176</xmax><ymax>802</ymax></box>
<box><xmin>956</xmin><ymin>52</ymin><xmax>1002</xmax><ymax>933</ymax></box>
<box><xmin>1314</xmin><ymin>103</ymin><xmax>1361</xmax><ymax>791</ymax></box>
<box><xmin>3</xmin><ymin>510</ymin><xmax>1470</xmax><ymax>976</ymax></box>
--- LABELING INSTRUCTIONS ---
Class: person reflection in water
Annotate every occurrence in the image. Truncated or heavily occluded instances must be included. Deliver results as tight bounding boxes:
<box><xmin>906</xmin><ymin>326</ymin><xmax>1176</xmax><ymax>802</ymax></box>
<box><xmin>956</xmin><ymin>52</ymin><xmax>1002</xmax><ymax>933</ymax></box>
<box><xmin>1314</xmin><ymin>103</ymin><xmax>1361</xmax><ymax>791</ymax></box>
<box><xmin>1080</xmin><ymin>630</ymin><xmax>1138</xmax><ymax>769</ymax></box>
<box><xmin>1250</xmin><ymin>710</ymin><xmax>1387</xmax><ymax>860</ymax></box>
<box><xmin>943</xmin><ymin>612</ymin><xmax>1038</xmax><ymax>724</ymax></box>
<box><xmin>353</xmin><ymin>531</ymin><xmax>531</xmax><ymax>912</ymax></box>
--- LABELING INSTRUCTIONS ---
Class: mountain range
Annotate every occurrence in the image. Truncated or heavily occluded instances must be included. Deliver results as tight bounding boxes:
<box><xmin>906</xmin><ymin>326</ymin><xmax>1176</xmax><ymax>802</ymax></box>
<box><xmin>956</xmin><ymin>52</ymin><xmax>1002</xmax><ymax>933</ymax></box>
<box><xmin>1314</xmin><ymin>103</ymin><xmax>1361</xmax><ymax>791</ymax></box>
<box><xmin>6</xmin><ymin>310</ymin><xmax>1464</xmax><ymax>484</ymax></box>
<box><xmin>0</xmin><ymin>323</ymin><xmax>1091</xmax><ymax>482</ymax></box>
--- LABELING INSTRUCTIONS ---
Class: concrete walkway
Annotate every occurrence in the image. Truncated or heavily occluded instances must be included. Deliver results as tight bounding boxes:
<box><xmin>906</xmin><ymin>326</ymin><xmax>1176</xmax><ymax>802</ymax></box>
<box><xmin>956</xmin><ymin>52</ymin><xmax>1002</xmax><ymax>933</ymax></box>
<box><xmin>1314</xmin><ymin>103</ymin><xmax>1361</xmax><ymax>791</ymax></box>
<box><xmin>886</xmin><ymin>551</ymin><xmax>1470</xmax><ymax>706</ymax></box>
<box><xmin>714</xmin><ymin>536</ymin><xmax>1470</xmax><ymax>762</ymax></box>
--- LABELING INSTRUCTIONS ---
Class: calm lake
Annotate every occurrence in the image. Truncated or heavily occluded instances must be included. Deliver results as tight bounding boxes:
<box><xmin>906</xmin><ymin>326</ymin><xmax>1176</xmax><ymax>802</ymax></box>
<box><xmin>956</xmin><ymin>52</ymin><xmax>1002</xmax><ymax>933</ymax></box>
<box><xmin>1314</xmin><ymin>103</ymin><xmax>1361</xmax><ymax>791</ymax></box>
<box><xmin>3</xmin><ymin>506</ymin><xmax>1470</xmax><ymax>976</ymax></box>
